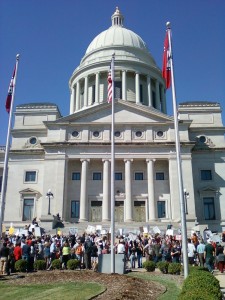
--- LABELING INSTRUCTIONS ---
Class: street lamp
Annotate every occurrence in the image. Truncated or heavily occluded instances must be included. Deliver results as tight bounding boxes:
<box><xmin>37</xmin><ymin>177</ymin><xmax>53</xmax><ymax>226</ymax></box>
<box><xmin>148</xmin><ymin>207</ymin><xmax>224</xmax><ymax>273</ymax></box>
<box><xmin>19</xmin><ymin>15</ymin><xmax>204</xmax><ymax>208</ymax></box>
<box><xmin>183</xmin><ymin>189</ymin><xmax>189</xmax><ymax>214</ymax></box>
<box><xmin>46</xmin><ymin>189</ymin><xmax>54</xmax><ymax>215</ymax></box>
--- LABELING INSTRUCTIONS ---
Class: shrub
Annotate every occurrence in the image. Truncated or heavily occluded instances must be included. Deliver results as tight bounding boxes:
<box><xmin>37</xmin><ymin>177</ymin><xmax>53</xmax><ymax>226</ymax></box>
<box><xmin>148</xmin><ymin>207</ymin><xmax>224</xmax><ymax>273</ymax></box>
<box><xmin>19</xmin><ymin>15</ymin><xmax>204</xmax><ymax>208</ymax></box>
<box><xmin>168</xmin><ymin>262</ymin><xmax>181</xmax><ymax>275</ymax></box>
<box><xmin>33</xmin><ymin>260</ymin><xmax>46</xmax><ymax>270</ymax></box>
<box><xmin>15</xmin><ymin>259</ymin><xmax>27</xmax><ymax>272</ymax></box>
<box><xmin>67</xmin><ymin>259</ymin><xmax>80</xmax><ymax>270</ymax></box>
<box><xmin>178</xmin><ymin>270</ymin><xmax>222</xmax><ymax>300</ymax></box>
<box><xmin>157</xmin><ymin>261</ymin><xmax>169</xmax><ymax>274</ymax></box>
<box><xmin>142</xmin><ymin>261</ymin><xmax>156</xmax><ymax>272</ymax></box>
<box><xmin>51</xmin><ymin>259</ymin><xmax>61</xmax><ymax>270</ymax></box>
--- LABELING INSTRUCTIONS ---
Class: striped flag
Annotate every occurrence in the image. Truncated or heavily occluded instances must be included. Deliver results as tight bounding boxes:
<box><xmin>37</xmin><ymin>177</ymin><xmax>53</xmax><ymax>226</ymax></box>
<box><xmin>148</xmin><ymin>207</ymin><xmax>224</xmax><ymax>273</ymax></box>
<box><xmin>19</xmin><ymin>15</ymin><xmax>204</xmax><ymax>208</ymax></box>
<box><xmin>5</xmin><ymin>65</ymin><xmax>16</xmax><ymax>113</ymax></box>
<box><xmin>162</xmin><ymin>30</ymin><xmax>171</xmax><ymax>89</ymax></box>
<box><xmin>107</xmin><ymin>68</ymin><xmax>113</xmax><ymax>103</ymax></box>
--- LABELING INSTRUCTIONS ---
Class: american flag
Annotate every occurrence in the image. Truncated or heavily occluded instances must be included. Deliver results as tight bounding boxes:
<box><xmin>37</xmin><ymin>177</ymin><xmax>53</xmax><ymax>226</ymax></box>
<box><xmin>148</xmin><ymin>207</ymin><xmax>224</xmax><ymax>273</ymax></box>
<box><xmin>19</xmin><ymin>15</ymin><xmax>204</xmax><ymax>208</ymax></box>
<box><xmin>107</xmin><ymin>68</ymin><xmax>112</xmax><ymax>103</ymax></box>
<box><xmin>5</xmin><ymin>66</ymin><xmax>16</xmax><ymax>113</ymax></box>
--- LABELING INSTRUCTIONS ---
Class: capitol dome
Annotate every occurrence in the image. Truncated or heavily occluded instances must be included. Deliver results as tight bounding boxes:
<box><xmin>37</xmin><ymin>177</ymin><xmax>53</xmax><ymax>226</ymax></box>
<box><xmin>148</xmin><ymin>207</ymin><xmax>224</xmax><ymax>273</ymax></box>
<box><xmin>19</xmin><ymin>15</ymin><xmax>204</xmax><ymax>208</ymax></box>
<box><xmin>69</xmin><ymin>7</ymin><xmax>165</xmax><ymax>115</ymax></box>
<box><xmin>80</xmin><ymin>7</ymin><xmax>157</xmax><ymax>67</ymax></box>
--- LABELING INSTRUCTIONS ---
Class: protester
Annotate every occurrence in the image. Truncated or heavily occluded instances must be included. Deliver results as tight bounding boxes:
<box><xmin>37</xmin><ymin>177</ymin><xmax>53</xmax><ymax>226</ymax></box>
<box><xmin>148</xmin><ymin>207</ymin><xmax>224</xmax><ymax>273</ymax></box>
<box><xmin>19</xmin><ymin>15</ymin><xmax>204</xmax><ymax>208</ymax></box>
<box><xmin>204</xmin><ymin>239</ymin><xmax>215</xmax><ymax>274</ymax></box>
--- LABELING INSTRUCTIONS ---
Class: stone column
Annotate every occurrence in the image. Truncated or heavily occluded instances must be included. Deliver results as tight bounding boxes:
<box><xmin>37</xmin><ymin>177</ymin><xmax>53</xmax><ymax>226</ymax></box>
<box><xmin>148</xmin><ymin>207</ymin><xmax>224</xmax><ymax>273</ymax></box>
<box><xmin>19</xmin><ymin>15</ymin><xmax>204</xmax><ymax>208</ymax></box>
<box><xmin>155</xmin><ymin>80</ymin><xmax>161</xmax><ymax>110</ymax></box>
<box><xmin>124</xmin><ymin>159</ymin><xmax>133</xmax><ymax>221</ymax></box>
<box><xmin>76</xmin><ymin>81</ymin><xmax>80</xmax><ymax>111</ymax></box>
<box><xmin>122</xmin><ymin>70</ymin><xmax>127</xmax><ymax>100</ymax></box>
<box><xmin>102</xmin><ymin>159</ymin><xmax>110</xmax><ymax>221</ymax></box>
<box><xmin>70</xmin><ymin>85</ymin><xmax>75</xmax><ymax>114</ymax></box>
<box><xmin>146</xmin><ymin>159</ymin><xmax>156</xmax><ymax>221</ymax></box>
<box><xmin>95</xmin><ymin>72</ymin><xmax>100</xmax><ymax>104</ymax></box>
<box><xmin>147</xmin><ymin>75</ymin><xmax>153</xmax><ymax>107</ymax></box>
<box><xmin>79</xmin><ymin>159</ymin><xmax>89</xmax><ymax>222</ymax></box>
<box><xmin>84</xmin><ymin>76</ymin><xmax>88</xmax><ymax>107</ymax></box>
<box><xmin>135</xmin><ymin>73</ymin><xmax>140</xmax><ymax>104</ymax></box>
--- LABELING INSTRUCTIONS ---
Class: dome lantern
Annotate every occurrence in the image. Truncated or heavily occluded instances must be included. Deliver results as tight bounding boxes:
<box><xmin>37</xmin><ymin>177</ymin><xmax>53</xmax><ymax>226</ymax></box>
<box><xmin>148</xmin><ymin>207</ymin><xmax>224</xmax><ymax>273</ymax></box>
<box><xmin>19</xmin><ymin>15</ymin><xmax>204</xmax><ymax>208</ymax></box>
<box><xmin>111</xmin><ymin>7</ymin><xmax>124</xmax><ymax>27</ymax></box>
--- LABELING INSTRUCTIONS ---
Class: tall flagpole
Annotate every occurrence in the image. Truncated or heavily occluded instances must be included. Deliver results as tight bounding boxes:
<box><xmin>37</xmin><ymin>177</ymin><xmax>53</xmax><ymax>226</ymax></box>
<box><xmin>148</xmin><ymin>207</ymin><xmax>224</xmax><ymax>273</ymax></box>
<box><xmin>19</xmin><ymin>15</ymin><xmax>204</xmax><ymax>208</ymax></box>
<box><xmin>0</xmin><ymin>54</ymin><xmax>20</xmax><ymax>238</ymax></box>
<box><xmin>110</xmin><ymin>54</ymin><xmax>115</xmax><ymax>273</ymax></box>
<box><xmin>166</xmin><ymin>22</ymin><xmax>189</xmax><ymax>278</ymax></box>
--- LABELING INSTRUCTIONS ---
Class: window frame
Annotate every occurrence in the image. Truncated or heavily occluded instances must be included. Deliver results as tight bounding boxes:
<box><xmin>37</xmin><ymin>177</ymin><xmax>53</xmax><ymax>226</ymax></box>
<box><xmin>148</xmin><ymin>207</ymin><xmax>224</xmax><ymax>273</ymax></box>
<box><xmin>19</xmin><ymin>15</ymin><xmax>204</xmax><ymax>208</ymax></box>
<box><xmin>23</xmin><ymin>198</ymin><xmax>34</xmax><ymax>221</ymax></box>
<box><xmin>93</xmin><ymin>172</ymin><xmax>102</xmax><ymax>181</ymax></box>
<box><xmin>156</xmin><ymin>172</ymin><xmax>165</xmax><ymax>180</ymax></box>
<box><xmin>72</xmin><ymin>172</ymin><xmax>81</xmax><ymax>181</ymax></box>
<box><xmin>115</xmin><ymin>172</ymin><xmax>123</xmax><ymax>180</ymax></box>
<box><xmin>134</xmin><ymin>172</ymin><xmax>144</xmax><ymax>181</ymax></box>
<box><xmin>71</xmin><ymin>200</ymin><xmax>80</xmax><ymax>218</ymax></box>
<box><xmin>200</xmin><ymin>170</ymin><xmax>212</xmax><ymax>181</ymax></box>
<box><xmin>24</xmin><ymin>171</ymin><xmax>37</xmax><ymax>183</ymax></box>
<box><xmin>203</xmin><ymin>197</ymin><xmax>215</xmax><ymax>220</ymax></box>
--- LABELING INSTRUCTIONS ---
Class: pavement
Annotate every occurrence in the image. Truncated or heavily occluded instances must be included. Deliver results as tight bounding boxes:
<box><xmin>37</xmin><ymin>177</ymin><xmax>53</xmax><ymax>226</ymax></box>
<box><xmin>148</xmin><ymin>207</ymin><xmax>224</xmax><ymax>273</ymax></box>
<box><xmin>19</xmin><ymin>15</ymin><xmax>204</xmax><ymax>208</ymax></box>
<box><xmin>214</xmin><ymin>269</ymin><xmax>225</xmax><ymax>299</ymax></box>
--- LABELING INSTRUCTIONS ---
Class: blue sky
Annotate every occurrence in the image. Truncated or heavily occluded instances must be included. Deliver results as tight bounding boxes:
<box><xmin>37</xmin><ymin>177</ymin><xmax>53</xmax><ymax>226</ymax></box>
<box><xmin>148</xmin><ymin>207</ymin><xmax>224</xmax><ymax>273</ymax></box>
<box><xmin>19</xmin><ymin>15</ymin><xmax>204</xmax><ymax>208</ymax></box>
<box><xmin>0</xmin><ymin>0</ymin><xmax>225</xmax><ymax>145</ymax></box>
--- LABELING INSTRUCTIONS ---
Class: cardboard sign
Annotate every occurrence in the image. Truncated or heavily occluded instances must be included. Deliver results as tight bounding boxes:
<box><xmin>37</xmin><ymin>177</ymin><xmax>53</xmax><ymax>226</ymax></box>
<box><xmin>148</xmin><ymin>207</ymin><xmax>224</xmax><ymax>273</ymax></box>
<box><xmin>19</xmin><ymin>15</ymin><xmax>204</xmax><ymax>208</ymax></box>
<box><xmin>166</xmin><ymin>229</ymin><xmax>174</xmax><ymax>236</ymax></box>
<box><xmin>69</xmin><ymin>227</ymin><xmax>78</xmax><ymax>235</ymax></box>
<box><xmin>153</xmin><ymin>226</ymin><xmax>161</xmax><ymax>234</ymax></box>
<box><xmin>175</xmin><ymin>235</ymin><xmax>182</xmax><ymax>241</ymax></box>
<box><xmin>86</xmin><ymin>225</ymin><xmax>96</xmax><ymax>234</ymax></box>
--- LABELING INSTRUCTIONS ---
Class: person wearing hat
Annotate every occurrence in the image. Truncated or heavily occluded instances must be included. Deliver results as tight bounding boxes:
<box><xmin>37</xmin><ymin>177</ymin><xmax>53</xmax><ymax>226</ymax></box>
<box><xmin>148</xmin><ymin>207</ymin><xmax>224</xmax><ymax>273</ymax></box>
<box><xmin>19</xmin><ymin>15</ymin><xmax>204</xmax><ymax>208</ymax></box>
<box><xmin>204</xmin><ymin>239</ymin><xmax>215</xmax><ymax>273</ymax></box>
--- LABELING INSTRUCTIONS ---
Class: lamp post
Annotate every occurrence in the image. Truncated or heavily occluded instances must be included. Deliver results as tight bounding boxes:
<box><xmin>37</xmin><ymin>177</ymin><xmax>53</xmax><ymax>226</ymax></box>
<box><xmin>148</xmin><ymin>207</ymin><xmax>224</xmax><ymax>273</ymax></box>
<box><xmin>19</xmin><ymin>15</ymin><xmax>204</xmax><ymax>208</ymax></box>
<box><xmin>183</xmin><ymin>189</ymin><xmax>189</xmax><ymax>214</ymax></box>
<box><xmin>46</xmin><ymin>189</ymin><xmax>53</xmax><ymax>215</ymax></box>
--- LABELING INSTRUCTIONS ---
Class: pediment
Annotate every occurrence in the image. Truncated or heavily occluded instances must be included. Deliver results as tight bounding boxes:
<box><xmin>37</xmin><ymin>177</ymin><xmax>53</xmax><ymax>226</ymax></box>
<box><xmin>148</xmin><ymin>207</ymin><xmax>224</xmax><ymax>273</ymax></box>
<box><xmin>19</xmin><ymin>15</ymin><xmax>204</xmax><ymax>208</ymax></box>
<box><xmin>19</xmin><ymin>188</ymin><xmax>41</xmax><ymax>196</ymax></box>
<box><xmin>199</xmin><ymin>186</ymin><xmax>219</xmax><ymax>193</ymax></box>
<box><xmin>52</xmin><ymin>100</ymin><xmax>173</xmax><ymax>125</ymax></box>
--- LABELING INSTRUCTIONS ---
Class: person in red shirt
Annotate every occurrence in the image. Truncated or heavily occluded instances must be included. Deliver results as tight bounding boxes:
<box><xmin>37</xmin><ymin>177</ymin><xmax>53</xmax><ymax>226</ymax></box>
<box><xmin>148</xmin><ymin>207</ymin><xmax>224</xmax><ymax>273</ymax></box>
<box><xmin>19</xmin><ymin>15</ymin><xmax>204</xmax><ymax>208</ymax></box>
<box><xmin>13</xmin><ymin>242</ymin><xmax>22</xmax><ymax>261</ymax></box>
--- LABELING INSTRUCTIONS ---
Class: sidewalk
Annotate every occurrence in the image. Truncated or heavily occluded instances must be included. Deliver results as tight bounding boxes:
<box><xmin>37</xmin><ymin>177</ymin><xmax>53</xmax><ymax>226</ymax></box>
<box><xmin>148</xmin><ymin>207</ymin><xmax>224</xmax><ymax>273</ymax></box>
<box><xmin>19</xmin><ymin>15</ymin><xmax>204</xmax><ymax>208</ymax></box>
<box><xmin>214</xmin><ymin>269</ymin><xmax>225</xmax><ymax>299</ymax></box>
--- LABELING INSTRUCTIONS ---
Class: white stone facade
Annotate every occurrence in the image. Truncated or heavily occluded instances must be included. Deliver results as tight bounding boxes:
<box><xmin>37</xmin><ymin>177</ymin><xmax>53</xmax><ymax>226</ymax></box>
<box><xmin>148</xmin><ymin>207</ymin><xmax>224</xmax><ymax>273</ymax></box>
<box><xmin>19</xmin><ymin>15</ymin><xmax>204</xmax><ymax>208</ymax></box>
<box><xmin>1</xmin><ymin>8</ymin><xmax>225</xmax><ymax>232</ymax></box>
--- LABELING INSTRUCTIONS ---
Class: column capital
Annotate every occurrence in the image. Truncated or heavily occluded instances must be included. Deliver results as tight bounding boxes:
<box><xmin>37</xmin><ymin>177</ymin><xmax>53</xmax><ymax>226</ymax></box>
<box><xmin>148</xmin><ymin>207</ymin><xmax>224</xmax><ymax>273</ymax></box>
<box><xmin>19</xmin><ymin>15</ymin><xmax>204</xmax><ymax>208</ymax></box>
<box><xmin>102</xmin><ymin>158</ymin><xmax>110</xmax><ymax>163</ymax></box>
<box><xmin>80</xmin><ymin>158</ymin><xmax>90</xmax><ymax>163</ymax></box>
<box><xmin>124</xmin><ymin>158</ymin><xmax>133</xmax><ymax>163</ymax></box>
<box><xmin>146</xmin><ymin>158</ymin><xmax>156</xmax><ymax>163</ymax></box>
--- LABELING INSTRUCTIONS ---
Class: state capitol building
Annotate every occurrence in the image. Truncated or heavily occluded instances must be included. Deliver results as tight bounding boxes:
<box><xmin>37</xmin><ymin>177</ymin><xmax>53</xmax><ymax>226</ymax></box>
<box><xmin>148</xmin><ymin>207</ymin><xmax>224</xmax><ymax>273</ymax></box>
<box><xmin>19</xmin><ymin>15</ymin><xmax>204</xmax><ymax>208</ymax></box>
<box><xmin>1</xmin><ymin>8</ymin><xmax>225</xmax><ymax>233</ymax></box>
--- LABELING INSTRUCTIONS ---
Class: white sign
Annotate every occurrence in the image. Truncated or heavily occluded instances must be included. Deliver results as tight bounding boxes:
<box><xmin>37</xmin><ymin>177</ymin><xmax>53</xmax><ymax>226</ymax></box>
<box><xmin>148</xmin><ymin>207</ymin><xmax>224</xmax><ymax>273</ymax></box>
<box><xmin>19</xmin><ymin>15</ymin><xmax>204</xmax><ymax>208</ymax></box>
<box><xmin>35</xmin><ymin>227</ymin><xmax>41</xmax><ymax>237</ymax></box>
<box><xmin>143</xmin><ymin>226</ymin><xmax>149</xmax><ymax>233</ymax></box>
<box><xmin>166</xmin><ymin>229</ymin><xmax>174</xmax><ymax>236</ymax></box>
<box><xmin>96</xmin><ymin>225</ymin><xmax>102</xmax><ymax>231</ymax></box>
<box><xmin>86</xmin><ymin>225</ymin><xmax>96</xmax><ymax>234</ymax></box>
<box><xmin>69</xmin><ymin>227</ymin><xmax>78</xmax><ymax>235</ymax></box>
<box><xmin>153</xmin><ymin>226</ymin><xmax>161</xmax><ymax>234</ymax></box>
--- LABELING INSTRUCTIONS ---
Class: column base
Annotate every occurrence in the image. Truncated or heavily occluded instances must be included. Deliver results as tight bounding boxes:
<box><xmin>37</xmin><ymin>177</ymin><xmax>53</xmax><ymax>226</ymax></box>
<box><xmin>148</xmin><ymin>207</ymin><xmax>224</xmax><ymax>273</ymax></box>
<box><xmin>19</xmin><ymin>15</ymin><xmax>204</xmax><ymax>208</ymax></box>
<box><xmin>79</xmin><ymin>219</ymin><xmax>88</xmax><ymax>222</ymax></box>
<box><xmin>125</xmin><ymin>219</ymin><xmax>133</xmax><ymax>222</ymax></box>
<box><xmin>102</xmin><ymin>219</ymin><xmax>110</xmax><ymax>222</ymax></box>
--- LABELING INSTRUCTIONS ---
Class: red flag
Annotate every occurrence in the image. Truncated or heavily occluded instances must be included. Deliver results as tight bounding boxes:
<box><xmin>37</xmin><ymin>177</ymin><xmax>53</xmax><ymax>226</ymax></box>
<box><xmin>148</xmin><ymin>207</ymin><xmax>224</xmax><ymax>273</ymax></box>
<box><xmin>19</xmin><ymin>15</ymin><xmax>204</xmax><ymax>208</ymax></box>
<box><xmin>162</xmin><ymin>31</ymin><xmax>171</xmax><ymax>89</ymax></box>
<box><xmin>107</xmin><ymin>69</ymin><xmax>112</xmax><ymax>103</ymax></box>
<box><xmin>5</xmin><ymin>65</ymin><xmax>16</xmax><ymax>113</ymax></box>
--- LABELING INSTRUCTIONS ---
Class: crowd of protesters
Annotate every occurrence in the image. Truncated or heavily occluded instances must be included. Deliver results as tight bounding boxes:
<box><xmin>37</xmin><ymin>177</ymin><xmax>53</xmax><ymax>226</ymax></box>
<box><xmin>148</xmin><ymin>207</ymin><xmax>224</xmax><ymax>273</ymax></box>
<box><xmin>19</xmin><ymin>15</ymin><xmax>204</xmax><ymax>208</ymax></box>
<box><xmin>0</xmin><ymin>224</ymin><xmax>225</xmax><ymax>276</ymax></box>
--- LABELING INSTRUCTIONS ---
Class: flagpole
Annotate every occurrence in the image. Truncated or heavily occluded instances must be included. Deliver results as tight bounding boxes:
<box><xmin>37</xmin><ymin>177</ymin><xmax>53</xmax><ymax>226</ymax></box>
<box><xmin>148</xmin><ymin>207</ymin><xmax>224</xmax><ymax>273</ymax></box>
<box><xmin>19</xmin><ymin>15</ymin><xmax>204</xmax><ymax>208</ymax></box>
<box><xmin>166</xmin><ymin>22</ymin><xmax>189</xmax><ymax>278</ymax></box>
<box><xmin>110</xmin><ymin>53</ymin><xmax>115</xmax><ymax>273</ymax></box>
<box><xmin>0</xmin><ymin>54</ymin><xmax>20</xmax><ymax>238</ymax></box>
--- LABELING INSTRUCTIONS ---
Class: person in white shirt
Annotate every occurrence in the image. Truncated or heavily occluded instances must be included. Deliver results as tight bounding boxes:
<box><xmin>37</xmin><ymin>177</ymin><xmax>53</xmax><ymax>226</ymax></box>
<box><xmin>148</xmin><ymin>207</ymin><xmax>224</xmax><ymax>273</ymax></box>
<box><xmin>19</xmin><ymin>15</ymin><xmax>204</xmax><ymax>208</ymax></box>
<box><xmin>117</xmin><ymin>240</ymin><xmax>125</xmax><ymax>254</ymax></box>
<box><xmin>187</xmin><ymin>238</ymin><xmax>196</xmax><ymax>265</ymax></box>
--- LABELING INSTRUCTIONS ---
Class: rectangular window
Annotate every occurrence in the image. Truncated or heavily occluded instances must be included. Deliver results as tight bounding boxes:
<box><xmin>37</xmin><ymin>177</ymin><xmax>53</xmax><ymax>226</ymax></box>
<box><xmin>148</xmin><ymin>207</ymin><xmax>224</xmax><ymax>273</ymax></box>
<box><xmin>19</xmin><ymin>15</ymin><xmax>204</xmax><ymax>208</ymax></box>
<box><xmin>92</xmin><ymin>85</ymin><xmax>95</xmax><ymax>103</ymax></box>
<box><xmin>71</xmin><ymin>200</ymin><xmax>80</xmax><ymax>218</ymax></box>
<box><xmin>157</xmin><ymin>201</ymin><xmax>166</xmax><ymax>218</ymax></box>
<box><xmin>23</xmin><ymin>198</ymin><xmax>34</xmax><ymax>221</ymax></box>
<box><xmin>93</xmin><ymin>172</ymin><xmax>102</xmax><ymax>180</ymax></box>
<box><xmin>25</xmin><ymin>171</ymin><xmax>36</xmax><ymax>182</ymax></box>
<box><xmin>156</xmin><ymin>172</ymin><xmax>164</xmax><ymax>180</ymax></box>
<box><xmin>135</xmin><ymin>172</ymin><xmax>144</xmax><ymax>180</ymax></box>
<box><xmin>115</xmin><ymin>172</ymin><xmax>122</xmax><ymax>180</ymax></box>
<box><xmin>140</xmin><ymin>84</ymin><xmax>143</xmax><ymax>103</ymax></box>
<box><xmin>115</xmin><ymin>81</ymin><xmax>122</xmax><ymax>99</ymax></box>
<box><xmin>203</xmin><ymin>197</ymin><xmax>215</xmax><ymax>220</ymax></box>
<box><xmin>152</xmin><ymin>90</ymin><xmax>156</xmax><ymax>108</ymax></box>
<box><xmin>72</xmin><ymin>172</ymin><xmax>81</xmax><ymax>180</ymax></box>
<box><xmin>201</xmin><ymin>170</ymin><xmax>212</xmax><ymax>180</ymax></box>
<box><xmin>0</xmin><ymin>176</ymin><xmax>2</xmax><ymax>193</ymax></box>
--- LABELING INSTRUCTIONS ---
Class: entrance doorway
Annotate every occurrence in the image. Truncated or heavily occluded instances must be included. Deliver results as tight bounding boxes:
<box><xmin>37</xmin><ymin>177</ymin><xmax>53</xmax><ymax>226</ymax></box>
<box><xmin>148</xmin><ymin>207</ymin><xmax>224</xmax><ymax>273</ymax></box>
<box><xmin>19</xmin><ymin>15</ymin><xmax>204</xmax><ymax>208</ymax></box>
<box><xmin>115</xmin><ymin>201</ymin><xmax>124</xmax><ymax>222</ymax></box>
<box><xmin>90</xmin><ymin>201</ymin><xmax>102</xmax><ymax>222</ymax></box>
<box><xmin>133</xmin><ymin>201</ymin><xmax>146</xmax><ymax>222</ymax></box>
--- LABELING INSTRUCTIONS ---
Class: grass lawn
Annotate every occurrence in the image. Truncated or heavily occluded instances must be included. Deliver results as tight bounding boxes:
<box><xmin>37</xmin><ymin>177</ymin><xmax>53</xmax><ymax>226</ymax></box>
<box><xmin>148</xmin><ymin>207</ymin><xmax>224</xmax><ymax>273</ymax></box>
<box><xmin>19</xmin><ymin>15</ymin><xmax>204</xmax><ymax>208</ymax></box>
<box><xmin>128</xmin><ymin>272</ymin><xmax>182</xmax><ymax>300</ymax></box>
<box><xmin>0</xmin><ymin>281</ymin><xmax>106</xmax><ymax>300</ymax></box>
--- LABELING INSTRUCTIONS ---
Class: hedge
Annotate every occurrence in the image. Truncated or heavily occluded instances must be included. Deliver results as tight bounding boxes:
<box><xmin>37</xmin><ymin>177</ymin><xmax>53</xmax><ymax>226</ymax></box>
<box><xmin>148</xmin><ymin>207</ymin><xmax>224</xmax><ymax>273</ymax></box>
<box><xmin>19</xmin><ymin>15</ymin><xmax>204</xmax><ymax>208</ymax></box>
<box><xmin>51</xmin><ymin>259</ymin><xmax>61</xmax><ymax>270</ymax></box>
<box><xmin>142</xmin><ymin>261</ymin><xmax>156</xmax><ymax>272</ymax></box>
<box><xmin>168</xmin><ymin>262</ymin><xmax>181</xmax><ymax>275</ymax></box>
<box><xmin>67</xmin><ymin>259</ymin><xmax>80</xmax><ymax>270</ymax></box>
<box><xmin>33</xmin><ymin>260</ymin><xmax>46</xmax><ymax>270</ymax></box>
<box><xmin>157</xmin><ymin>261</ymin><xmax>169</xmax><ymax>274</ymax></box>
<box><xmin>178</xmin><ymin>269</ymin><xmax>222</xmax><ymax>300</ymax></box>
<box><xmin>15</xmin><ymin>259</ymin><xmax>27</xmax><ymax>272</ymax></box>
